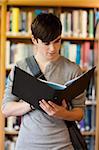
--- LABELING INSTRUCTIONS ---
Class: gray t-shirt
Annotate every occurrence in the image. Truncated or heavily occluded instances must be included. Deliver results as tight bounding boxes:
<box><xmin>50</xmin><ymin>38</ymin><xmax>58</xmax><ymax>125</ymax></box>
<box><xmin>2</xmin><ymin>56</ymin><xmax>86</xmax><ymax>150</ymax></box>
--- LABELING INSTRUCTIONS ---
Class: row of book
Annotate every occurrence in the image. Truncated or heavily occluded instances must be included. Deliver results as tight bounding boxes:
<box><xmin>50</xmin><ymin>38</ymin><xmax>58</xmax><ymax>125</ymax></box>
<box><xmin>86</xmin><ymin>76</ymin><xmax>96</xmax><ymax>101</ymax></box>
<box><xmin>79</xmin><ymin>105</ymin><xmax>96</xmax><ymax>132</ymax></box>
<box><xmin>6</xmin><ymin>7</ymin><xmax>54</xmax><ymax>34</ymax></box>
<box><xmin>60</xmin><ymin>10</ymin><xmax>94</xmax><ymax>38</ymax></box>
<box><xmin>5</xmin><ymin>116</ymin><xmax>21</xmax><ymax>132</ymax></box>
<box><xmin>5</xmin><ymin>136</ymin><xmax>17</xmax><ymax>150</ymax></box>
<box><xmin>6</xmin><ymin>41</ymin><xmax>98</xmax><ymax>69</ymax></box>
<box><xmin>6</xmin><ymin>41</ymin><xmax>33</xmax><ymax>68</ymax></box>
<box><xmin>61</xmin><ymin>41</ymin><xmax>97</xmax><ymax>69</ymax></box>
<box><xmin>6</xmin><ymin>7</ymin><xmax>99</xmax><ymax>38</ymax></box>
<box><xmin>85</xmin><ymin>136</ymin><xmax>95</xmax><ymax>150</ymax></box>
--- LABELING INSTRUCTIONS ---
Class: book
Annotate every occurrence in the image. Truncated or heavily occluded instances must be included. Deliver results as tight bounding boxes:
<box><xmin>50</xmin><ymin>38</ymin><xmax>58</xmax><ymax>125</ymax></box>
<box><xmin>38</xmin><ymin>79</ymin><xmax>66</xmax><ymax>90</ymax></box>
<box><xmin>72</xmin><ymin>10</ymin><xmax>80</xmax><ymax>37</ymax></box>
<box><xmin>89</xmin><ymin>10</ymin><xmax>94</xmax><ymax>38</ymax></box>
<box><xmin>11</xmin><ymin>8</ymin><xmax>20</xmax><ymax>33</ymax></box>
<box><xmin>79</xmin><ymin>10</ymin><xmax>87</xmax><ymax>38</ymax></box>
<box><xmin>60</xmin><ymin>12</ymin><xmax>67</xmax><ymax>36</ymax></box>
<box><xmin>39</xmin><ymin>70</ymin><xmax>92</xmax><ymax>90</ymax></box>
<box><xmin>12</xmin><ymin>66</ymin><xmax>96</xmax><ymax>109</ymax></box>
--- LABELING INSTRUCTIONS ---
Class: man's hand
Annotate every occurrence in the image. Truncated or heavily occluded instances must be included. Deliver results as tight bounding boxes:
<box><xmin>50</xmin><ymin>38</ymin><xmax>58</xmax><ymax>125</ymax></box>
<box><xmin>39</xmin><ymin>99</ymin><xmax>68</xmax><ymax>119</ymax></box>
<box><xmin>39</xmin><ymin>99</ymin><xmax>84</xmax><ymax>121</ymax></box>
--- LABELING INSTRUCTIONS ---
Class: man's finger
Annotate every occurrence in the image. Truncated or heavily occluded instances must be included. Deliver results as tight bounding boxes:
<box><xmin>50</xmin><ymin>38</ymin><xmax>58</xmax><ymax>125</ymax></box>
<box><xmin>48</xmin><ymin>101</ymin><xmax>58</xmax><ymax>109</ymax></box>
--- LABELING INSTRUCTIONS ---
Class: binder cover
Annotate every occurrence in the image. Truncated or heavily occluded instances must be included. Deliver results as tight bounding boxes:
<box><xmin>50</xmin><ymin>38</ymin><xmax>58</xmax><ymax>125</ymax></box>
<box><xmin>12</xmin><ymin>66</ymin><xmax>96</xmax><ymax>109</ymax></box>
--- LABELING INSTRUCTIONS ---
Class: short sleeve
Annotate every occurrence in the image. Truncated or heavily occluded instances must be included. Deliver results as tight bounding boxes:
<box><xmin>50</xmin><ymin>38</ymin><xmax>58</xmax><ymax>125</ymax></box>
<box><xmin>71</xmin><ymin>92</ymin><xmax>86</xmax><ymax>109</ymax></box>
<box><xmin>2</xmin><ymin>65</ymin><xmax>20</xmax><ymax>107</ymax></box>
<box><xmin>70</xmin><ymin>66</ymin><xmax>86</xmax><ymax>109</ymax></box>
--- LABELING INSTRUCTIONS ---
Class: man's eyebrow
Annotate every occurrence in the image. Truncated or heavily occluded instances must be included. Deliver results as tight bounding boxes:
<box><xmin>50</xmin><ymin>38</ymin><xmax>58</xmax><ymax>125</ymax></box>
<box><xmin>44</xmin><ymin>37</ymin><xmax>61</xmax><ymax>45</ymax></box>
<box><xmin>53</xmin><ymin>37</ymin><xmax>61</xmax><ymax>43</ymax></box>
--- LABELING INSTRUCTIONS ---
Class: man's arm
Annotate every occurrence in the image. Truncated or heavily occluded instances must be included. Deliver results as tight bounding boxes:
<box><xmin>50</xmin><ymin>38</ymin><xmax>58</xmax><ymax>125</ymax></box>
<box><xmin>39</xmin><ymin>99</ymin><xmax>84</xmax><ymax>121</ymax></box>
<box><xmin>1</xmin><ymin>101</ymin><xmax>31</xmax><ymax>117</ymax></box>
<box><xmin>1</xmin><ymin>65</ymin><xmax>32</xmax><ymax>118</ymax></box>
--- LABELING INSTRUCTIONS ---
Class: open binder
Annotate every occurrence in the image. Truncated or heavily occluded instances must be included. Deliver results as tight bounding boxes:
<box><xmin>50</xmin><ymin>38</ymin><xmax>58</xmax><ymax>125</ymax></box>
<box><xmin>12</xmin><ymin>66</ymin><xmax>96</xmax><ymax>109</ymax></box>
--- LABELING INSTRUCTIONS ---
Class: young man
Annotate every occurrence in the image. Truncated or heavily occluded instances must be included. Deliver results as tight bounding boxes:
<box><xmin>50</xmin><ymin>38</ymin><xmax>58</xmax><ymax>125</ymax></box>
<box><xmin>2</xmin><ymin>13</ymin><xmax>86</xmax><ymax>150</ymax></box>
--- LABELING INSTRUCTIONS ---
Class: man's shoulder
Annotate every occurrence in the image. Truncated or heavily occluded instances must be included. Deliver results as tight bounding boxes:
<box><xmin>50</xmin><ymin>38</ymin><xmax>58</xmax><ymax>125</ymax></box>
<box><xmin>15</xmin><ymin>56</ymin><xmax>34</xmax><ymax>76</ymax></box>
<box><xmin>61</xmin><ymin>56</ymin><xmax>82</xmax><ymax>76</ymax></box>
<box><xmin>16</xmin><ymin>56</ymin><xmax>33</xmax><ymax>70</ymax></box>
<box><xmin>61</xmin><ymin>56</ymin><xmax>80</xmax><ymax>68</ymax></box>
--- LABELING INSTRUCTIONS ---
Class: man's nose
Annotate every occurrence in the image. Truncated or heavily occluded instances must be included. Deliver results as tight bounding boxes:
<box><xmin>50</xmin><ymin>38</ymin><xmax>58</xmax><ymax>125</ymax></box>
<box><xmin>49</xmin><ymin>43</ymin><xmax>55</xmax><ymax>51</ymax></box>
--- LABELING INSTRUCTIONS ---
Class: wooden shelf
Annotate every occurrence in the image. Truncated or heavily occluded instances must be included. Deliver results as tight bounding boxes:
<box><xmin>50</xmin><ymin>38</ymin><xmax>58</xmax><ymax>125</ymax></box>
<box><xmin>7</xmin><ymin>34</ymin><xmax>96</xmax><ymax>41</ymax></box>
<box><xmin>6</xmin><ymin>33</ymin><xmax>32</xmax><ymax>43</ymax></box>
<box><xmin>85</xmin><ymin>100</ymin><xmax>96</xmax><ymax>105</ymax></box>
<box><xmin>5</xmin><ymin>130</ymin><xmax>19</xmax><ymax>135</ymax></box>
<box><xmin>61</xmin><ymin>36</ymin><xmax>96</xmax><ymax>41</ymax></box>
<box><xmin>7</xmin><ymin>0</ymin><xmax>99</xmax><ymax>8</ymax></box>
<box><xmin>7</xmin><ymin>33</ymin><xmax>31</xmax><ymax>39</ymax></box>
<box><xmin>82</xmin><ymin>131</ymin><xmax>95</xmax><ymax>136</ymax></box>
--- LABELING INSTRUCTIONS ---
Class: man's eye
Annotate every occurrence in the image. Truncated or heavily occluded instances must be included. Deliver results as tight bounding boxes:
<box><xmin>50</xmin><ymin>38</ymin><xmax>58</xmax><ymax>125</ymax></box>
<box><xmin>55</xmin><ymin>39</ymin><xmax>61</xmax><ymax>43</ymax></box>
<box><xmin>45</xmin><ymin>43</ymin><xmax>49</xmax><ymax>45</ymax></box>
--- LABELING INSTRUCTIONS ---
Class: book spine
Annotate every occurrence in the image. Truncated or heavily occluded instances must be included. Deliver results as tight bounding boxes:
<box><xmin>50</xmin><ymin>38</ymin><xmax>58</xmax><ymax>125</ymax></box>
<box><xmin>68</xmin><ymin>44</ymin><xmax>77</xmax><ymax>62</ymax></box>
<box><xmin>66</xmin><ymin>12</ymin><xmax>72</xmax><ymax>36</ymax></box>
<box><xmin>88</xmin><ymin>10</ymin><xmax>94</xmax><ymax>38</ymax></box>
<box><xmin>21</xmin><ymin>11</ymin><xmax>27</xmax><ymax>33</ymax></box>
<box><xmin>84</xmin><ymin>106</ymin><xmax>92</xmax><ymax>131</ymax></box>
<box><xmin>27</xmin><ymin>11</ymin><xmax>33</xmax><ymax>34</ymax></box>
<box><xmin>72</xmin><ymin>10</ymin><xmax>80</xmax><ymax>37</ymax></box>
<box><xmin>79</xmin><ymin>10</ymin><xmax>87</xmax><ymax>38</ymax></box>
<box><xmin>60</xmin><ymin>12</ymin><xmax>67</xmax><ymax>36</ymax></box>
<box><xmin>6</xmin><ymin>40</ymin><xmax>10</xmax><ymax>68</ymax></box>
<box><xmin>76</xmin><ymin>44</ymin><xmax>81</xmax><ymax>65</ymax></box>
<box><xmin>12</xmin><ymin>8</ymin><xmax>20</xmax><ymax>33</ymax></box>
<box><xmin>6</xmin><ymin>11</ymin><xmax>11</xmax><ymax>33</ymax></box>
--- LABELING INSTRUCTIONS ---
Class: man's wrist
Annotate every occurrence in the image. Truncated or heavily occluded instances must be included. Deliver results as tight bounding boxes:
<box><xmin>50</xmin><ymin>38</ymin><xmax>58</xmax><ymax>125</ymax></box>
<box><xmin>30</xmin><ymin>104</ymin><xmax>35</xmax><ymax>110</ymax></box>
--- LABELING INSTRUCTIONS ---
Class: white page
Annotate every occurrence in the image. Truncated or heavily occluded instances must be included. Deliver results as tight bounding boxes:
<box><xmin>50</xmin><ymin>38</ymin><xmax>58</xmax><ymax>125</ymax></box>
<box><xmin>39</xmin><ymin>79</ymin><xmax>66</xmax><ymax>90</ymax></box>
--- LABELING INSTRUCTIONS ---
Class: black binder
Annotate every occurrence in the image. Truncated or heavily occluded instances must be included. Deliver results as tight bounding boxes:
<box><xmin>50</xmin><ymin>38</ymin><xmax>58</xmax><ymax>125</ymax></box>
<box><xmin>12</xmin><ymin>66</ymin><xmax>96</xmax><ymax>109</ymax></box>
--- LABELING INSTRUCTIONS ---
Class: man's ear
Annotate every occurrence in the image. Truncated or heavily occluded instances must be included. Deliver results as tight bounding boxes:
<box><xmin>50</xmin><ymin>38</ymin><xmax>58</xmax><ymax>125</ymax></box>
<box><xmin>31</xmin><ymin>35</ymin><xmax>37</xmax><ymax>44</ymax></box>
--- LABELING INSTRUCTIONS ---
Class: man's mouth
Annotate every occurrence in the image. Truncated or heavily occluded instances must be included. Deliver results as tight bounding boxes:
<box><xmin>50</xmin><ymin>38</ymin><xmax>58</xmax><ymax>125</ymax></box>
<box><xmin>48</xmin><ymin>52</ymin><xmax>56</xmax><ymax>55</ymax></box>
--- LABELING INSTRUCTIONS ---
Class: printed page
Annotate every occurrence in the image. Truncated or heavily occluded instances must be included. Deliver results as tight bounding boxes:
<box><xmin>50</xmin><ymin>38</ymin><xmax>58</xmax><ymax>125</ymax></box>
<box><xmin>39</xmin><ymin>79</ymin><xmax>66</xmax><ymax>90</ymax></box>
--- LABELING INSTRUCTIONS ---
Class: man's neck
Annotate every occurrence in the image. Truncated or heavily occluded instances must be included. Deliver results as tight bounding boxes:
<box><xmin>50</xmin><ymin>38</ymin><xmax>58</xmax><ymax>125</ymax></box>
<box><xmin>34</xmin><ymin>55</ymin><xmax>49</xmax><ymax>73</ymax></box>
<box><xmin>34</xmin><ymin>54</ymin><xmax>60</xmax><ymax>73</ymax></box>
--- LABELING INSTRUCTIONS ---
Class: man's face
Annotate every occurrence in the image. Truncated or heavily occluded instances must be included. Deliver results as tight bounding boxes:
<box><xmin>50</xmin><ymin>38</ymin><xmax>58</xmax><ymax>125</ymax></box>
<box><xmin>35</xmin><ymin>35</ymin><xmax>61</xmax><ymax>61</ymax></box>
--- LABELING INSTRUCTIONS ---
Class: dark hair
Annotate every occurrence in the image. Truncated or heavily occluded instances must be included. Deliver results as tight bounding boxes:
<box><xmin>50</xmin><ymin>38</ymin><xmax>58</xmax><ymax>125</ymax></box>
<box><xmin>31</xmin><ymin>13</ymin><xmax>62</xmax><ymax>43</ymax></box>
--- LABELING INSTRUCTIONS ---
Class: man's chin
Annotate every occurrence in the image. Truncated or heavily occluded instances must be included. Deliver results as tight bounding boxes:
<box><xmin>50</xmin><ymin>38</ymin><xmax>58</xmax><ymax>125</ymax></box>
<box><xmin>47</xmin><ymin>55</ymin><xmax>59</xmax><ymax>61</ymax></box>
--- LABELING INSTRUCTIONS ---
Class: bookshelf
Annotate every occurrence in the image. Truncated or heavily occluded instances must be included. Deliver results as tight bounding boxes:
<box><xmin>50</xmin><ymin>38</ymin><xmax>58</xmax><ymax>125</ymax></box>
<box><xmin>7</xmin><ymin>34</ymin><xmax>96</xmax><ymax>41</ymax></box>
<box><xmin>6</xmin><ymin>0</ymin><xmax>99</xmax><ymax>8</ymax></box>
<box><xmin>0</xmin><ymin>1</ymin><xmax>7</xmax><ymax>150</ymax></box>
<box><xmin>0</xmin><ymin>0</ymin><xmax>99</xmax><ymax>150</ymax></box>
<box><xmin>94</xmin><ymin>21</ymin><xmax>99</xmax><ymax>150</ymax></box>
